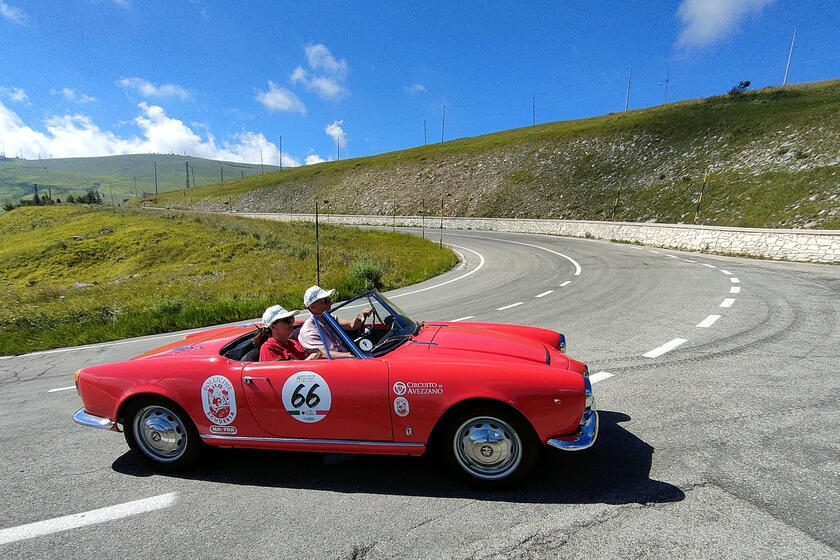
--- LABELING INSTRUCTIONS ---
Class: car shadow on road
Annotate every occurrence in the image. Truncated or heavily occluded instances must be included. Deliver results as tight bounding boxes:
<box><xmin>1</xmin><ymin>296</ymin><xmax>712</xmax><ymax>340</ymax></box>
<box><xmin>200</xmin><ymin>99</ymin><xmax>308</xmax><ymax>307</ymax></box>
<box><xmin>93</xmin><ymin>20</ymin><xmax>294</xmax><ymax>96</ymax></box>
<box><xmin>112</xmin><ymin>410</ymin><xmax>683</xmax><ymax>505</ymax></box>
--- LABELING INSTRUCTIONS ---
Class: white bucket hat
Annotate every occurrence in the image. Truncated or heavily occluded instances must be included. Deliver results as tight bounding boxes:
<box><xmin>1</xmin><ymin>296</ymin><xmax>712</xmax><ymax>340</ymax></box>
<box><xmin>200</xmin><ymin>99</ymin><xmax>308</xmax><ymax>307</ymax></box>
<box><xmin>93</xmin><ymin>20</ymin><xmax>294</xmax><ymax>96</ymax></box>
<box><xmin>261</xmin><ymin>305</ymin><xmax>300</xmax><ymax>327</ymax></box>
<box><xmin>303</xmin><ymin>285</ymin><xmax>336</xmax><ymax>308</ymax></box>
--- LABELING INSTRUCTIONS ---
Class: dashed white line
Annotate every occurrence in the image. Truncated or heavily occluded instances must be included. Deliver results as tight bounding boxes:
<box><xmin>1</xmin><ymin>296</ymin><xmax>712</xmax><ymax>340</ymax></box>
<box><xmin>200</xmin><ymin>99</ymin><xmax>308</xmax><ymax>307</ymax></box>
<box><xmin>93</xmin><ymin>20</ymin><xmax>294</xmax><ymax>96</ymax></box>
<box><xmin>730</xmin><ymin>286</ymin><xmax>741</xmax><ymax>294</ymax></box>
<box><xmin>648</xmin><ymin>250</ymin><xmax>660</xmax><ymax>254</ymax></box>
<box><xmin>535</xmin><ymin>290</ymin><xmax>553</xmax><ymax>298</ymax></box>
<box><xmin>665</xmin><ymin>254</ymin><xmax>680</xmax><ymax>259</ymax></box>
<box><xmin>644</xmin><ymin>338</ymin><xmax>688</xmax><ymax>358</ymax></box>
<box><xmin>720</xmin><ymin>270</ymin><xmax>732</xmax><ymax>275</ymax></box>
<box><xmin>589</xmin><ymin>371</ymin><xmax>614</xmax><ymax>384</ymax></box>
<box><xmin>720</xmin><ymin>298</ymin><xmax>736</xmax><ymax>308</ymax></box>
<box><xmin>697</xmin><ymin>315</ymin><xmax>721</xmax><ymax>328</ymax></box>
<box><xmin>683</xmin><ymin>259</ymin><xmax>696</xmax><ymax>263</ymax></box>
<box><xmin>731</xmin><ymin>277</ymin><xmax>740</xmax><ymax>284</ymax></box>
<box><xmin>0</xmin><ymin>493</ymin><xmax>177</xmax><ymax>546</ymax></box>
<box><xmin>701</xmin><ymin>263</ymin><xmax>717</xmax><ymax>269</ymax></box>
<box><xmin>450</xmin><ymin>316</ymin><xmax>474</xmax><ymax>322</ymax></box>
<box><xmin>560</xmin><ymin>281</ymin><xmax>572</xmax><ymax>287</ymax></box>
<box><xmin>48</xmin><ymin>386</ymin><xmax>76</xmax><ymax>393</ymax></box>
<box><xmin>496</xmin><ymin>302</ymin><xmax>524</xmax><ymax>311</ymax></box>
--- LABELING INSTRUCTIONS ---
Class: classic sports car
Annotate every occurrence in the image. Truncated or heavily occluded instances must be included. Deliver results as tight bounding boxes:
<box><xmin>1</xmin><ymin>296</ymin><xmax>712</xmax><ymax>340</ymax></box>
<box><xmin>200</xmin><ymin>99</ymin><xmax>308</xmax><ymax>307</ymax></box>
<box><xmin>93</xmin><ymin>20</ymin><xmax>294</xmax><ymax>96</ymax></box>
<box><xmin>74</xmin><ymin>290</ymin><xmax>597</xmax><ymax>487</ymax></box>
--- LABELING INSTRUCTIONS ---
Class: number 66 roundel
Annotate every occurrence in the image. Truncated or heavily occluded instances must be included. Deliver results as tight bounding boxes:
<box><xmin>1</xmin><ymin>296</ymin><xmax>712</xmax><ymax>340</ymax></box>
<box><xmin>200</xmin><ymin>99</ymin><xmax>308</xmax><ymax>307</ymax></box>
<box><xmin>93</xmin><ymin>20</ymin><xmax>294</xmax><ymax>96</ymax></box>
<box><xmin>281</xmin><ymin>371</ymin><xmax>332</xmax><ymax>423</ymax></box>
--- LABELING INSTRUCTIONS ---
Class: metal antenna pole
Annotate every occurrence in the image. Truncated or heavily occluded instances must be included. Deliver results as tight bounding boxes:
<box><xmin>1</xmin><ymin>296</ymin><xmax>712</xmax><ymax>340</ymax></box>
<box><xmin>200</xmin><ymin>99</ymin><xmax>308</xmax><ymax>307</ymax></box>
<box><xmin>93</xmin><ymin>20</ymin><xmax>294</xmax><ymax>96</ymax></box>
<box><xmin>663</xmin><ymin>66</ymin><xmax>670</xmax><ymax>104</ymax></box>
<box><xmin>441</xmin><ymin>106</ymin><xmax>446</xmax><ymax>144</ymax></box>
<box><xmin>532</xmin><ymin>96</ymin><xmax>535</xmax><ymax>126</ymax></box>
<box><xmin>424</xmin><ymin>120</ymin><xmax>427</xmax><ymax>146</ymax></box>
<box><xmin>783</xmin><ymin>28</ymin><xmax>797</xmax><ymax>86</ymax></box>
<box><xmin>279</xmin><ymin>136</ymin><xmax>282</xmax><ymax>170</ymax></box>
<box><xmin>154</xmin><ymin>163</ymin><xmax>158</xmax><ymax>195</ymax></box>
<box><xmin>624</xmin><ymin>68</ymin><xmax>632</xmax><ymax>112</ymax></box>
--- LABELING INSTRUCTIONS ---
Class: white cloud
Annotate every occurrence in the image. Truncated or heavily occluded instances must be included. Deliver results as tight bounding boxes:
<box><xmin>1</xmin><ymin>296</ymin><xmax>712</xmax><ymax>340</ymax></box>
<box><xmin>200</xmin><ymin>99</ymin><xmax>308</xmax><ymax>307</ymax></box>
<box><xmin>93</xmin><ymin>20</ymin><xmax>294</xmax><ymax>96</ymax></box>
<box><xmin>305</xmin><ymin>44</ymin><xmax>348</xmax><ymax>79</ymax></box>
<box><xmin>405</xmin><ymin>84</ymin><xmax>428</xmax><ymax>95</ymax></box>
<box><xmin>118</xmin><ymin>77</ymin><xmax>190</xmax><ymax>100</ymax></box>
<box><xmin>305</xmin><ymin>154</ymin><xmax>326</xmax><ymax>165</ymax></box>
<box><xmin>56</xmin><ymin>88</ymin><xmax>97</xmax><ymax>104</ymax></box>
<box><xmin>325</xmin><ymin>120</ymin><xmax>347</xmax><ymax>149</ymax></box>
<box><xmin>0</xmin><ymin>99</ymin><xmax>300</xmax><ymax>166</ymax></box>
<box><xmin>676</xmin><ymin>0</ymin><xmax>776</xmax><ymax>48</ymax></box>
<box><xmin>256</xmin><ymin>81</ymin><xmax>306</xmax><ymax>114</ymax></box>
<box><xmin>0</xmin><ymin>86</ymin><xmax>29</xmax><ymax>104</ymax></box>
<box><xmin>0</xmin><ymin>1</ymin><xmax>26</xmax><ymax>24</ymax></box>
<box><xmin>288</xmin><ymin>44</ymin><xmax>349</xmax><ymax>100</ymax></box>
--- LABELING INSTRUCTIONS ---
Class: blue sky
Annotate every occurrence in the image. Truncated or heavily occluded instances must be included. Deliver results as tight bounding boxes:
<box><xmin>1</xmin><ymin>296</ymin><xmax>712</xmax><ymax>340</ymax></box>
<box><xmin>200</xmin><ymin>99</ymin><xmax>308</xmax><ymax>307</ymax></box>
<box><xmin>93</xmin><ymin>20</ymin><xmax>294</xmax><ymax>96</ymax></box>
<box><xmin>1</xmin><ymin>1</ymin><xmax>838</xmax><ymax>167</ymax></box>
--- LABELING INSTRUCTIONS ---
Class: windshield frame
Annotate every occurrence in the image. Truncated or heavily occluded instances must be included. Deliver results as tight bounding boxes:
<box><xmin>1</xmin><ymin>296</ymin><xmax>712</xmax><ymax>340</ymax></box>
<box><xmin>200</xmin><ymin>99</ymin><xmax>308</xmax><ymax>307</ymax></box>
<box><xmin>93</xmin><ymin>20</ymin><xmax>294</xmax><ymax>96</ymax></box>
<box><xmin>324</xmin><ymin>289</ymin><xmax>418</xmax><ymax>358</ymax></box>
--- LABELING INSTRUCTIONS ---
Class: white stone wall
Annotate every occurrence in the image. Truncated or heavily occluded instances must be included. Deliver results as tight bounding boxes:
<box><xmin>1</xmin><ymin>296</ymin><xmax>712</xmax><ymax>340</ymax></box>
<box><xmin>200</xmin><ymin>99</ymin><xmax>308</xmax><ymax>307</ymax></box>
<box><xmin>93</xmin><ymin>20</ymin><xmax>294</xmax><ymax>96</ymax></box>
<box><xmin>234</xmin><ymin>212</ymin><xmax>840</xmax><ymax>264</ymax></box>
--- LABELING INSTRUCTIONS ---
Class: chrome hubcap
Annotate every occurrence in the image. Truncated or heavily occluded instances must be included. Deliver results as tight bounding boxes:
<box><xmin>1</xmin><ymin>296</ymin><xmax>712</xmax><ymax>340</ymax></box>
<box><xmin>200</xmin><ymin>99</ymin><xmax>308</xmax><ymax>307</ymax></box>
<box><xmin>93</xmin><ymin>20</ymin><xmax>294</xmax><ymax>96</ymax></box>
<box><xmin>134</xmin><ymin>405</ymin><xmax>187</xmax><ymax>462</ymax></box>
<box><xmin>453</xmin><ymin>416</ymin><xmax>521</xmax><ymax>480</ymax></box>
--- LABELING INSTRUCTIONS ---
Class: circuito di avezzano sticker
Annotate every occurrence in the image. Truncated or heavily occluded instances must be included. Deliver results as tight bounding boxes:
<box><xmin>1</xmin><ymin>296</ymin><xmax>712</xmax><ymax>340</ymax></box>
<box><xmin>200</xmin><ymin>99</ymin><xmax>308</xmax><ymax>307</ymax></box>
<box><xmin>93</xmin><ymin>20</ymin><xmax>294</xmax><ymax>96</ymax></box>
<box><xmin>282</xmin><ymin>371</ymin><xmax>332</xmax><ymax>423</ymax></box>
<box><xmin>202</xmin><ymin>375</ymin><xmax>237</xmax><ymax>426</ymax></box>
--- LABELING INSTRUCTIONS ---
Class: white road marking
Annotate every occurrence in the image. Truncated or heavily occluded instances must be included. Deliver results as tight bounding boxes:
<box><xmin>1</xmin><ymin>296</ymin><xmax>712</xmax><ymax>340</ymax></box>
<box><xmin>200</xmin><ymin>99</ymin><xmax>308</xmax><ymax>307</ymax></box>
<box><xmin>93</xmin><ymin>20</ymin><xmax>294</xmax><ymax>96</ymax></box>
<box><xmin>48</xmin><ymin>386</ymin><xmax>76</xmax><ymax>393</ymax></box>
<box><xmin>450</xmin><ymin>316</ymin><xmax>474</xmax><ymax>322</ymax></box>
<box><xmin>0</xmin><ymin>493</ymin><xmax>177</xmax><ymax>546</ymax></box>
<box><xmin>720</xmin><ymin>270</ymin><xmax>732</xmax><ymax>275</ymax></box>
<box><xmin>496</xmin><ymin>302</ymin><xmax>524</xmax><ymax>311</ymax></box>
<box><xmin>697</xmin><ymin>315</ymin><xmax>721</xmax><ymax>328</ymax></box>
<box><xmin>644</xmin><ymin>338</ymin><xmax>688</xmax><ymax>358</ymax></box>
<box><xmin>720</xmin><ymin>298</ymin><xmax>736</xmax><ymax>308</ymax></box>
<box><xmin>665</xmin><ymin>254</ymin><xmax>680</xmax><ymax>259</ymax></box>
<box><xmin>389</xmin><ymin>243</ymin><xmax>486</xmax><ymax>299</ymax></box>
<box><xmin>731</xmin><ymin>277</ymin><xmax>740</xmax><ymax>283</ymax></box>
<box><xmin>682</xmin><ymin>259</ymin><xmax>696</xmax><ymax>263</ymax></box>
<box><xmin>589</xmin><ymin>371</ymin><xmax>614</xmax><ymax>383</ymax></box>
<box><xmin>730</xmin><ymin>286</ymin><xmax>741</xmax><ymax>294</ymax></box>
<box><xmin>535</xmin><ymin>290</ymin><xmax>553</xmax><ymax>298</ymax></box>
<box><xmin>560</xmin><ymin>281</ymin><xmax>572</xmax><ymax>287</ymax></box>
<box><xmin>449</xmin><ymin>233</ymin><xmax>582</xmax><ymax>276</ymax></box>
<box><xmin>701</xmin><ymin>263</ymin><xmax>717</xmax><ymax>269</ymax></box>
<box><xmin>648</xmin><ymin>250</ymin><xmax>660</xmax><ymax>254</ymax></box>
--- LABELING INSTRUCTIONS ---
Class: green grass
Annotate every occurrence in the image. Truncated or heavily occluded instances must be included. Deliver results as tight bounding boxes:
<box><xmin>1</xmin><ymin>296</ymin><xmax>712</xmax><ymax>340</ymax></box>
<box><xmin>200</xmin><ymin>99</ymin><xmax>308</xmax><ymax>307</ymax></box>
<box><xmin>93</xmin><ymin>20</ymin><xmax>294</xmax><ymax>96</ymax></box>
<box><xmin>0</xmin><ymin>206</ymin><xmax>457</xmax><ymax>354</ymax></box>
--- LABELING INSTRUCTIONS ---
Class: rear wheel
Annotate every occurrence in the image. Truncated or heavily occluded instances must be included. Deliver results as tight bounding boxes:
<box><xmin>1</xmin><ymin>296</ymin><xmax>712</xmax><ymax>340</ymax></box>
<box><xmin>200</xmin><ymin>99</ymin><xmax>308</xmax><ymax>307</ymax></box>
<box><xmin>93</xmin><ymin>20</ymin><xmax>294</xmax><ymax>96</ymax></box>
<box><xmin>442</xmin><ymin>406</ymin><xmax>538</xmax><ymax>488</ymax></box>
<box><xmin>123</xmin><ymin>398</ymin><xmax>201</xmax><ymax>471</ymax></box>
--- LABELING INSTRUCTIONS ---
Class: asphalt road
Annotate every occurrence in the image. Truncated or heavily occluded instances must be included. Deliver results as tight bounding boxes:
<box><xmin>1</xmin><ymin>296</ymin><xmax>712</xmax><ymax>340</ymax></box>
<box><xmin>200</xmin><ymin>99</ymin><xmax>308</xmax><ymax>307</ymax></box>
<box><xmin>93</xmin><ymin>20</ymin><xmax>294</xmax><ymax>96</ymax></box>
<box><xmin>1</xmin><ymin>229</ymin><xmax>838</xmax><ymax>559</ymax></box>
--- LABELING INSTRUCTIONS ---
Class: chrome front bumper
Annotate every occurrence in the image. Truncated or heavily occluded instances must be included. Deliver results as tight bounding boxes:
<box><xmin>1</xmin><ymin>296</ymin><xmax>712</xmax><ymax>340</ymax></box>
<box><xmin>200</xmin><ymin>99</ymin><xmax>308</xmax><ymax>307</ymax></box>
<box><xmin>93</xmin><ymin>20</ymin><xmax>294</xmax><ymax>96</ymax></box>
<box><xmin>547</xmin><ymin>376</ymin><xmax>598</xmax><ymax>451</ymax></box>
<box><xmin>73</xmin><ymin>408</ymin><xmax>115</xmax><ymax>430</ymax></box>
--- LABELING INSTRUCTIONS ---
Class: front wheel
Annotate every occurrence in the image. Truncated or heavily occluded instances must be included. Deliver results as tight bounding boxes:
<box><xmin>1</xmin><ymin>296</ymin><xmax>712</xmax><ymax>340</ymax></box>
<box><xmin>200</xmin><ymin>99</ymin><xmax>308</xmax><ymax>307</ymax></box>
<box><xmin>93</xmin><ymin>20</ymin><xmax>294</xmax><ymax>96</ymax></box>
<box><xmin>123</xmin><ymin>398</ymin><xmax>201</xmax><ymax>471</ymax></box>
<box><xmin>443</xmin><ymin>406</ymin><xmax>538</xmax><ymax>488</ymax></box>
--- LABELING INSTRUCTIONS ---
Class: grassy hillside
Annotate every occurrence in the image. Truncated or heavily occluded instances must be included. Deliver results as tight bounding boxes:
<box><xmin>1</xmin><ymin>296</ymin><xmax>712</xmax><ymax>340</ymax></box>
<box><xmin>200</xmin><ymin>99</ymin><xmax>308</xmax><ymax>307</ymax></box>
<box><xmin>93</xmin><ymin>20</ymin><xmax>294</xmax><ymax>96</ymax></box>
<box><xmin>0</xmin><ymin>153</ymin><xmax>277</xmax><ymax>206</ymax></box>
<box><xmin>146</xmin><ymin>80</ymin><xmax>840</xmax><ymax>229</ymax></box>
<box><xmin>0</xmin><ymin>206</ymin><xmax>456</xmax><ymax>354</ymax></box>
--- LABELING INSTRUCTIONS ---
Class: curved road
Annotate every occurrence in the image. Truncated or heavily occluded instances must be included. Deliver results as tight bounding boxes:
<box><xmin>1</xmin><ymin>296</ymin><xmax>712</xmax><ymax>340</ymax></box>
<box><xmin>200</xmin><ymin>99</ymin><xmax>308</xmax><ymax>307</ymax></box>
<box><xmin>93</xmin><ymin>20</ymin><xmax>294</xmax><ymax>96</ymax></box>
<box><xmin>1</xmin><ymin>229</ymin><xmax>838</xmax><ymax>559</ymax></box>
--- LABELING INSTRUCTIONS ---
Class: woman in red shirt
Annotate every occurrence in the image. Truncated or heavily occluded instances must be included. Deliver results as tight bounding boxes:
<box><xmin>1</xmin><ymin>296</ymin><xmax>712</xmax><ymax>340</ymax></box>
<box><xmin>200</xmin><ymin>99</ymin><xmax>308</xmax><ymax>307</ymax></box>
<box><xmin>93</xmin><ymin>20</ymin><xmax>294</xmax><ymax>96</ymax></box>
<box><xmin>258</xmin><ymin>305</ymin><xmax>322</xmax><ymax>362</ymax></box>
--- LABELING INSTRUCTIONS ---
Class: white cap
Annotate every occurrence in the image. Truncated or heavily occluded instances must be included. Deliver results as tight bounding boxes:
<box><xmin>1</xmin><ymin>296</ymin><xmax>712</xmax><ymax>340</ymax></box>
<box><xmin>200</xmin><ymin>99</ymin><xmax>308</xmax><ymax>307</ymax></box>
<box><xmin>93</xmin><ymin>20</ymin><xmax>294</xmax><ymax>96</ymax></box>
<box><xmin>304</xmin><ymin>285</ymin><xmax>336</xmax><ymax>308</ymax></box>
<box><xmin>261</xmin><ymin>305</ymin><xmax>299</xmax><ymax>327</ymax></box>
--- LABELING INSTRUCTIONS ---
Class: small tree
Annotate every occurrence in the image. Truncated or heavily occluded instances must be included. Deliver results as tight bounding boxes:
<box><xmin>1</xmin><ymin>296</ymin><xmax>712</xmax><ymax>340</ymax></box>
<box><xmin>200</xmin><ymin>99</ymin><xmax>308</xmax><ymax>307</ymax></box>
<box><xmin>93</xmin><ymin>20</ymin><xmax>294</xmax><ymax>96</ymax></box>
<box><xmin>728</xmin><ymin>80</ymin><xmax>751</xmax><ymax>97</ymax></box>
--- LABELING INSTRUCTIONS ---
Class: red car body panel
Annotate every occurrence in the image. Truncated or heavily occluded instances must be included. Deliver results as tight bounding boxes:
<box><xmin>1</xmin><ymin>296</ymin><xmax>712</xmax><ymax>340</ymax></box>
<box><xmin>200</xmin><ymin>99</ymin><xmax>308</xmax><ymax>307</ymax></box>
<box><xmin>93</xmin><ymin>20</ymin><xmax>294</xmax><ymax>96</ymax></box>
<box><xmin>75</xmin><ymin>319</ymin><xmax>591</xmax><ymax>458</ymax></box>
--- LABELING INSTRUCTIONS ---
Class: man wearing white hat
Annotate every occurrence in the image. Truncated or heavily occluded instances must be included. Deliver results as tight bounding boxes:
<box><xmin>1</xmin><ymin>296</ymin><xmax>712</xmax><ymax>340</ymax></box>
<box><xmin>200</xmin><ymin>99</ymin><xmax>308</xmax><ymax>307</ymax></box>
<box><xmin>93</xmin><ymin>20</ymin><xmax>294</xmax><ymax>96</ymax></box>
<box><xmin>298</xmin><ymin>285</ymin><xmax>372</xmax><ymax>359</ymax></box>
<box><xmin>259</xmin><ymin>304</ymin><xmax>321</xmax><ymax>361</ymax></box>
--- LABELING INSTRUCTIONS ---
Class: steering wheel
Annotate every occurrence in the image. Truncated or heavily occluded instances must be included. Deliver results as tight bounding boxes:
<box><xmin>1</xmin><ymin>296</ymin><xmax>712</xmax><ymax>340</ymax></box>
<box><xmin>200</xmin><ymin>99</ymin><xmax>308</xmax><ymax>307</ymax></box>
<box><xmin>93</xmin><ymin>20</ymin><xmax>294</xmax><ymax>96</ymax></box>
<box><xmin>353</xmin><ymin>311</ymin><xmax>375</xmax><ymax>343</ymax></box>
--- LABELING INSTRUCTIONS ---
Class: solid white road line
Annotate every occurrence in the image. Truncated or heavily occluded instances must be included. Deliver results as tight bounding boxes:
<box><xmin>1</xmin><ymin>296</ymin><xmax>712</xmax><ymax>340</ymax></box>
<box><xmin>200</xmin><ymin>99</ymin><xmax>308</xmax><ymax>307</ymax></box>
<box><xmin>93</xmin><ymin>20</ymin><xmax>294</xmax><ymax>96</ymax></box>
<box><xmin>697</xmin><ymin>315</ymin><xmax>721</xmax><ymax>328</ymax></box>
<box><xmin>450</xmin><ymin>316</ymin><xmax>474</xmax><ymax>322</ymax></box>
<box><xmin>589</xmin><ymin>371</ymin><xmax>614</xmax><ymax>384</ymax></box>
<box><xmin>47</xmin><ymin>386</ymin><xmax>76</xmax><ymax>393</ymax></box>
<box><xmin>496</xmin><ymin>302</ymin><xmax>524</xmax><ymax>311</ymax></box>
<box><xmin>731</xmin><ymin>277</ymin><xmax>740</xmax><ymax>283</ymax></box>
<box><xmin>720</xmin><ymin>298</ymin><xmax>736</xmax><ymax>308</ymax></box>
<box><xmin>390</xmin><ymin>243</ymin><xmax>486</xmax><ymax>299</ymax></box>
<box><xmin>535</xmin><ymin>290</ymin><xmax>553</xmax><ymax>298</ymax></box>
<box><xmin>0</xmin><ymin>493</ymin><xmax>177</xmax><ymax>546</ymax></box>
<box><xmin>449</xmin><ymin>233</ymin><xmax>582</xmax><ymax>276</ymax></box>
<box><xmin>644</xmin><ymin>338</ymin><xmax>688</xmax><ymax>358</ymax></box>
<box><xmin>560</xmin><ymin>281</ymin><xmax>572</xmax><ymax>287</ymax></box>
<box><xmin>730</xmin><ymin>286</ymin><xmax>741</xmax><ymax>294</ymax></box>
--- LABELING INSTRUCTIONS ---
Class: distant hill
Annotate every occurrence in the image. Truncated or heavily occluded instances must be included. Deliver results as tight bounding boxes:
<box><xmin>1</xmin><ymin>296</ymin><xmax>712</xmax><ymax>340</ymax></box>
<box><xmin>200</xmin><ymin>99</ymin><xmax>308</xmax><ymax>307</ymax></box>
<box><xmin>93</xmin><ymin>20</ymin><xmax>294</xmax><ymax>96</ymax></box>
<box><xmin>148</xmin><ymin>79</ymin><xmax>840</xmax><ymax>230</ymax></box>
<box><xmin>0</xmin><ymin>153</ymin><xmax>278</xmax><ymax>205</ymax></box>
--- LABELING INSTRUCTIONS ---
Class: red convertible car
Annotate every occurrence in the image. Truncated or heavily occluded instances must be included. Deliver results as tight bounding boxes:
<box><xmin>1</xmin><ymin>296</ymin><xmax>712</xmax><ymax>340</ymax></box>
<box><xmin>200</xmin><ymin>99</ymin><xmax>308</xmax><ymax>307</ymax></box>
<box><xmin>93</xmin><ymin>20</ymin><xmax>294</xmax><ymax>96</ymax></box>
<box><xmin>74</xmin><ymin>290</ymin><xmax>597</xmax><ymax>487</ymax></box>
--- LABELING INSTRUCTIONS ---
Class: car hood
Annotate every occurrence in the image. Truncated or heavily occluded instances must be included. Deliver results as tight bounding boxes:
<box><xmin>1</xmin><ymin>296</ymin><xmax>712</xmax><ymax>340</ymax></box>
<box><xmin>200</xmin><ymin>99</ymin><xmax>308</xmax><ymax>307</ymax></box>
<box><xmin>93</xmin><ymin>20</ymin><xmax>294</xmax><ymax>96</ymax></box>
<box><xmin>427</xmin><ymin>324</ymin><xmax>569</xmax><ymax>368</ymax></box>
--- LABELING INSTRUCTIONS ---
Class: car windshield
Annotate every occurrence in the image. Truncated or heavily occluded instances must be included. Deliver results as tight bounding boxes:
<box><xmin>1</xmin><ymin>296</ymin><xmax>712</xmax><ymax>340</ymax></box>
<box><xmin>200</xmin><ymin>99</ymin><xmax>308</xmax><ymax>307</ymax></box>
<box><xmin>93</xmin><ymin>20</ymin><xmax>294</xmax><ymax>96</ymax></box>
<box><xmin>326</xmin><ymin>289</ymin><xmax>418</xmax><ymax>356</ymax></box>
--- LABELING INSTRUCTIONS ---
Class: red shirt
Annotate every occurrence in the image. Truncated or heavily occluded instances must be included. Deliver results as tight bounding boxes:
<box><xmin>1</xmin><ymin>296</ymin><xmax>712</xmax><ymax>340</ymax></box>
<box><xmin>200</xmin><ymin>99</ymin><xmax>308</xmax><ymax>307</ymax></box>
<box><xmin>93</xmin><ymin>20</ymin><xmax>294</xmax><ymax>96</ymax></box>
<box><xmin>260</xmin><ymin>337</ymin><xmax>309</xmax><ymax>361</ymax></box>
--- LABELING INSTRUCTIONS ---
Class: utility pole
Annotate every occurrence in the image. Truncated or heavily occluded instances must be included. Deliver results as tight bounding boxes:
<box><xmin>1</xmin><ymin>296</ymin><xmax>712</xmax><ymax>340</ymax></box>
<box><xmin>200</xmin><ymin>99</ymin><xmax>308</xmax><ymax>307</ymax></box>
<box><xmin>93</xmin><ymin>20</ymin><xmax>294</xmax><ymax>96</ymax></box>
<box><xmin>154</xmin><ymin>163</ymin><xmax>158</xmax><ymax>196</ymax></box>
<box><xmin>279</xmin><ymin>136</ymin><xmax>282</xmax><ymax>170</ymax></box>
<box><xmin>424</xmin><ymin>120</ymin><xmax>427</xmax><ymax>146</ymax></box>
<box><xmin>220</xmin><ymin>166</ymin><xmax>224</xmax><ymax>182</ymax></box>
<box><xmin>441</xmin><ymin>106</ymin><xmax>446</xmax><ymax>144</ymax></box>
<box><xmin>392</xmin><ymin>193</ymin><xmax>396</xmax><ymax>233</ymax></box>
<box><xmin>34</xmin><ymin>184</ymin><xmax>40</xmax><ymax>205</ymax></box>
<box><xmin>532</xmin><ymin>96</ymin><xmax>535</xmax><ymax>127</ymax></box>
<box><xmin>624</xmin><ymin>68</ymin><xmax>632</xmax><ymax>112</ymax></box>
<box><xmin>694</xmin><ymin>170</ymin><xmax>709</xmax><ymax>224</ymax></box>
<box><xmin>191</xmin><ymin>166</ymin><xmax>196</xmax><ymax>188</ymax></box>
<box><xmin>336</xmin><ymin>137</ymin><xmax>340</xmax><ymax>161</ymax></box>
<box><xmin>421</xmin><ymin>198</ymin><xmax>425</xmax><ymax>239</ymax></box>
<box><xmin>662</xmin><ymin>66</ymin><xmax>670</xmax><ymax>104</ymax></box>
<box><xmin>134</xmin><ymin>176</ymin><xmax>138</xmax><ymax>197</ymax></box>
<box><xmin>439</xmin><ymin>194</ymin><xmax>445</xmax><ymax>248</ymax></box>
<box><xmin>783</xmin><ymin>28</ymin><xmax>797</xmax><ymax>86</ymax></box>
<box><xmin>260</xmin><ymin>151</ymin><xmax>264</xmax><ymax>175</ymax></box>
<box><xmin>185</xmin><ymin>162</ymin><xmax>190</xmax><ymax>189</ymax></box>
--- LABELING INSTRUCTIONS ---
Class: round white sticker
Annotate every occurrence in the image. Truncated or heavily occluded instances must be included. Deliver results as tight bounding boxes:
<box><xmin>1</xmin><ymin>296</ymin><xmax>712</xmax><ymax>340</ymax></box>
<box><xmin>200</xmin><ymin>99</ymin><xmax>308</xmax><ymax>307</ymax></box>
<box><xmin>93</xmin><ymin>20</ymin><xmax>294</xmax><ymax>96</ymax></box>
<box><xmin>394</xmin><ymin>397</ymin><xmax>410</xmax><ymax>417</ymax></box>
<box><xmin>393</xmin><ymin>381</ymin><xmax>406</xmax><ymax>395</ymax></box>
<box><xmin>202</xmin><ymin>375</ymin><xmax>237</xmax><ymax>426</ymax></box>
<box><xmin>359</xmin><ymin>339</ymin><xmax>374</xmax><ymax>352</ymax></box>
<box><xmin>281</xmin><ymin>371</ymin><xmax>332</xmax><ymax>423</ymax></box>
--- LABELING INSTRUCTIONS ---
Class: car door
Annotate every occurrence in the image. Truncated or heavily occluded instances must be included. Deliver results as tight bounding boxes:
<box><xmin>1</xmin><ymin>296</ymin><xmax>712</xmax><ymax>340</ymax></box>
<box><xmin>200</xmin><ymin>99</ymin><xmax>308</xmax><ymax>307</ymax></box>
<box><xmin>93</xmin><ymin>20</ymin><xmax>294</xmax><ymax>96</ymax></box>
<box><xmin>240</xmin><ymin>357</ymin><xmax>392</xmax><ymax>441</ymax></box>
